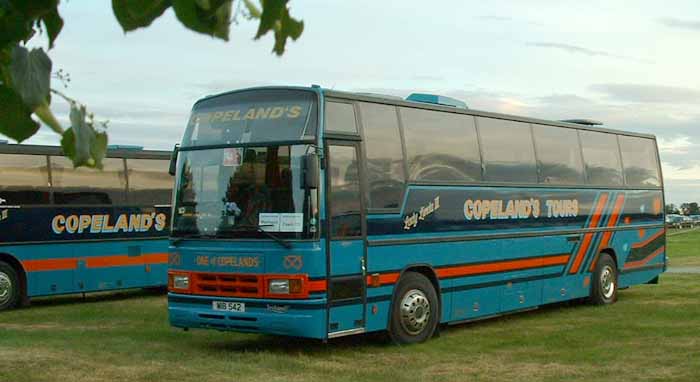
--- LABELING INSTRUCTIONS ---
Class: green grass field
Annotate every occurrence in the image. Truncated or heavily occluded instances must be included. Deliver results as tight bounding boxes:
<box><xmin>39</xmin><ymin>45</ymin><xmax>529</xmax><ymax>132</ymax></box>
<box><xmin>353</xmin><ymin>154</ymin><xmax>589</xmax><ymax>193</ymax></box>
<box><xmin>1</xmin><ymin>232</ymin><xmax>699</xmax><ymax>382</ymax></box>
<box><xmin>667</xmin><ymin>228</ymin><xmax>700</xmax><ymax>267</ymax></box>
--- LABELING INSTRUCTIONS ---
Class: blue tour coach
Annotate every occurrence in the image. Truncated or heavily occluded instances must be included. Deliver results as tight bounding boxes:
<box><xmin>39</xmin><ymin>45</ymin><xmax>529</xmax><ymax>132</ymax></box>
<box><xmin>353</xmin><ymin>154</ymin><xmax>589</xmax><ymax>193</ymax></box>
<box><xmin>0</xmin><ymin>143</ymin><xmax>173</xmax><ymax>310</ymax></box>
<box><xmin>166</xmin><ymin>86</ymin><xmax>665</xmax><ymax>343</ymax></box>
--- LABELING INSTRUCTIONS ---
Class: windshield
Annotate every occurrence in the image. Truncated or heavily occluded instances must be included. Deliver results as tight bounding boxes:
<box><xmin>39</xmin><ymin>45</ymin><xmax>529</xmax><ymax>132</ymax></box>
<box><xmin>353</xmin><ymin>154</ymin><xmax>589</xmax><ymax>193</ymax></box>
<box><xmin>182</xmin><ymin>89</ymin><xmax>317</xmax><ymax>147</ymax></box>
<box><xmin>172</xmin><ymin>145</ymin><xmax>318</xmax><ymax>239</ymax></box>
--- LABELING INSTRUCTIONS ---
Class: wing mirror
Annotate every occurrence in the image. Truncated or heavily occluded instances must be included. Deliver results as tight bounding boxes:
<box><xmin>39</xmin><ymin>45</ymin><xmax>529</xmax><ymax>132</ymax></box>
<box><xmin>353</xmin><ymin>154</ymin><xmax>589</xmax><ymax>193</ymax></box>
<box><xmin>168</xmin><ymin>144</ymin><xmax>179</xmax><ymax>176</ymax></box>
<box><xmin>303</xmin><ymin>153</ymin><xmax>319</xmax><ymax>189</ymax></box>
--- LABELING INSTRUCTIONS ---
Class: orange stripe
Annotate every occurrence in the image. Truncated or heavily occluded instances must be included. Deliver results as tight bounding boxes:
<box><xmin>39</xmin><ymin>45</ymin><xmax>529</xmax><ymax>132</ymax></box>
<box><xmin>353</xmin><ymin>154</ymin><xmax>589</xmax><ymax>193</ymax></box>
<box><xmin>22</xmin><ymin>258</ymin><xmax>78</xmax><ymax>272</ymax></box>
<box><xmin>624</xmin><ymin>246</ymin><xmax>665</xmax><ymax>269</ymax></box>
<box><xmin>570</xmin><ymin>193</ymin><xmax>609</xmax><ymax>274</ymax></box>
<box><xmin>307</xmin><ymin>279</ymin><xmax>327</xmax><ymax>293</ymax></box>
<box><xmin>590</xmin><ymin>194</ymin><xmax>626</xmax><ymax>271</ymax></box>
<box><xmin>366</xmin><ymin>273</ymin><xmax>400</xmax><ymax>286</ymax></box>
<box><xmin>631</xmin><ymin>229</ymin><xmax>666</xmax><ymax>249</ymax></box>
<box><xmin>85</xmin><ymin>253</ymin><xmax>169</xmax><ymax>268</ymax></box>
<box><xmin>435</xmin><ymin>254</ymin><xmax>570</xmax><ymax>279</ymax></box>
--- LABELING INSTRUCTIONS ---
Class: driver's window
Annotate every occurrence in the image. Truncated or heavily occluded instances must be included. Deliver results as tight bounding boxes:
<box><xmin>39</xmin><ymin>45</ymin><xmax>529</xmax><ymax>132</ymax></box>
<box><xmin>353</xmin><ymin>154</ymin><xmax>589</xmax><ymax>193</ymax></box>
<box><xmin>328</xmin><ymin>145</ymin><xmax>361</xmax><ymax>238</ymax></box>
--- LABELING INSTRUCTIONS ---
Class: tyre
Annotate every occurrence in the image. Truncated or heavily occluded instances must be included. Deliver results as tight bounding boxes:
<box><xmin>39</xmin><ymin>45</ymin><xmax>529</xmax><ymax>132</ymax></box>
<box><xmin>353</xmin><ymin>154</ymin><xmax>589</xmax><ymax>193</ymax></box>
<box><xmin>388</xmin><ymin>272</ymin><xmax>439</xmax><ymax>344</ymax></box>
<box><xmin>589</xmin><ymin>253</ymin><xmax>618</xmax><ymax>305</ymax></box>
<box><xmin>0</xmin><ymin>261</ymin><xmax>20</xmax><ymax>311</ymax></box>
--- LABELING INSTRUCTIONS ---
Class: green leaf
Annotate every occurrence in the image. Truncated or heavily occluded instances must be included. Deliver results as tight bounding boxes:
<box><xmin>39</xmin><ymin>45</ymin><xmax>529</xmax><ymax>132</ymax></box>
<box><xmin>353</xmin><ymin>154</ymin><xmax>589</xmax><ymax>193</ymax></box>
<box><xmin>272</xmin><ymin>7</ymin><xmax>302</xmax><ymax>55</ymax></box>
<box><xmin>62</xmin><ymin>103</ymin><xmax>108</xmax><ymax>168</ymax></box>
<box><xmin>0</xmin><ymin>5</ymin><xmax>34</xmax><ymax>49</ymax></box>
<box><xmin>0</xmin><ymin>84</ymin><xmax>40</xmax><ymax>142</ymax></box>
<box><xmin>254</xmin><ymin>0</ymin><xmax>284</xmax><ymax>38</ymax></box>
<box><xmin>9</xmin><ymin>45</ymin><xmax>51</xmax><ymax>110</ymax></box>
<box><xmin>112</xmin><ymin>0</ymin><xmax>171</xmax><ymax>32</ymax></box>
<box><xmin>253</xmin><ymin>0</ymin><xmax>303</xmax><ymax>55</ymax></box>
<box><xmin>34</xmin><ymin>101</ymin><xmax>63</xmax><ymax>134</ymax></box>
<box><xmin>242</xmin><ymin>0</ymin><xmax>261</xmax><ymax>18</ymax></box>
<box><xmin>40</xmin><ymin>7</ymin><xmax>63</xmax><ymax>48</ymax></box>
<box><xmin>171</xmin><ymin>0</ymin><xmax>232</xmax><ymax>41</ymax></box>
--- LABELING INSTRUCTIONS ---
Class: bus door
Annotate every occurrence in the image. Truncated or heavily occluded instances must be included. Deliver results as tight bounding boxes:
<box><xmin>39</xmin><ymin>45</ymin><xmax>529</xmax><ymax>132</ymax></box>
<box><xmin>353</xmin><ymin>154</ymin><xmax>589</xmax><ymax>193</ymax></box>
<box><xmin>325</xmin><ymin>141</ymin><xmax>367</xmax><ymax>336</ymax></box>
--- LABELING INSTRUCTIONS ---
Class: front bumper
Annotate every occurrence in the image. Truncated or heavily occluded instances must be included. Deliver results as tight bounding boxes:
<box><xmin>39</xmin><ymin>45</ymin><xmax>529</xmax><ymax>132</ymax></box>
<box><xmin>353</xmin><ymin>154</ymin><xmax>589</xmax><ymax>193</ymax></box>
<box><xmin>168</xmin><ymin>293</ymin><xmax>327</xmax><ymax>339</ymax></box>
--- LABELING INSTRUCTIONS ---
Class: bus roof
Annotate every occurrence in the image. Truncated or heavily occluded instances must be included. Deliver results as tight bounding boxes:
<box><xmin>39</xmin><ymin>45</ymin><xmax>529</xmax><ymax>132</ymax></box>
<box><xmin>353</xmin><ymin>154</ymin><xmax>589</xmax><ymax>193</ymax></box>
<box><xmin>0</xmin><ymin>143</ymin><xmax>172</xmax><ymax>160</ymax></box>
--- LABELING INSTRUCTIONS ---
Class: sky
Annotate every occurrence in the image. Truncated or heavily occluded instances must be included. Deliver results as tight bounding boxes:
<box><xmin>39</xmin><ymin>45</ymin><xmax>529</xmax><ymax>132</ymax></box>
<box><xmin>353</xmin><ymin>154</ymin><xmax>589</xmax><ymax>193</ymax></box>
<box><xmin>20</xmin><ymin>0</ymin><xmax>700</xmax><ymax>204</ymax></box>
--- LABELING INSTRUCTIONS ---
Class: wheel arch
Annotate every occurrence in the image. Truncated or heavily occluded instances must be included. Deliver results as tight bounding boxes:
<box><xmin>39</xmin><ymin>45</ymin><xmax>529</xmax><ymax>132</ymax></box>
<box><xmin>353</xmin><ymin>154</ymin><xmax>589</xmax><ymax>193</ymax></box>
<box><xmin>387</xmin><ymin>264</ymin><xmax>442</xmax><ymax>326</ymax></box>
<box><xmin>598</xmin><ymin>247</ymin><xmax>619</xmax><ymax>270</ymax></box>
<box><xmin>0</xmin><ymin>252</ymin><xmax>28</xmax><ymax>304</ymax></box>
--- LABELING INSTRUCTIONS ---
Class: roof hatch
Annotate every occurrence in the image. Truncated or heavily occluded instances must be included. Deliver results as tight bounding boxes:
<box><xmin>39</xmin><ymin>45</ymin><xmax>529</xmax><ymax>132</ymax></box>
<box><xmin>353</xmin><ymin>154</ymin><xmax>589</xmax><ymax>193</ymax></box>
<box><xmin>406</xmin><ymin>93</ymin><xmax>468</xmax><ymax>109</ymax></box>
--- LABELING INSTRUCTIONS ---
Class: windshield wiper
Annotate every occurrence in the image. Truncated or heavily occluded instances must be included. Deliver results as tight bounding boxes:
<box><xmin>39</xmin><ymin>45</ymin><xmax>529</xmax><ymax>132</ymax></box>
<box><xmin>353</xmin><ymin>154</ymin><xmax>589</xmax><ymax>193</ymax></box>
<box><xmin>226</xmin><ymin>224</ymin><xmax>292</xmax><ymax>249</ymax></box>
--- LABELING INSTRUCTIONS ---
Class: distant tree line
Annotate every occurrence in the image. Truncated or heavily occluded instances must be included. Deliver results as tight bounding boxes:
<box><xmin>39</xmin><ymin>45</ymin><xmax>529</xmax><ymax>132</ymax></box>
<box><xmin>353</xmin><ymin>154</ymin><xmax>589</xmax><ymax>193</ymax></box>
<box><xmin>665</xmin><ymin>203</ymin><xmax>700</xmax><ymax>215</ymax></box>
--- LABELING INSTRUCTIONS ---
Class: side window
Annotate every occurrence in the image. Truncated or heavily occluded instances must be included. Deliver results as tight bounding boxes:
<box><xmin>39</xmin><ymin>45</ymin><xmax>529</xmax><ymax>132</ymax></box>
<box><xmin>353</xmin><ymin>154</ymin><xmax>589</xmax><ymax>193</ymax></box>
<box><xmin>579</xmin><ymin>131</ymin><xmax>623</xmax><ymax>186</ymax></box>
<box><xmin>325</xmin><ymin>101</ymin><xmax>357</xmax><ymax>134</ymax></box>
<box><xmin>0</xmin><ymin>154</ymin><xmax>50</xmax><ymax>205</ymax></box>
<box><xmin>619</xmin><ymin>136</ymin><xmax>661</xmax><ymax>187</ymax></box>
<box><xmin>478</xmin><ymin>118</ymin><xmax>537</xmax><ymax>183</ymax></box>
<box><xmin>126</xmin><ymin>159</ymin><xmax>173</xmax><ymax>205</ymax></box>
<box><xmin>533</xmin><ymin>125</ymin><xmax>585</xmax><ymax>185</ymax></box>
<box><xmin>328</xmin><ymin>145</ymin><xmax>361</xmax><ymax>238</ymax></box>
<box><xmin>400</xmin><ymin>108</ymin><xmax>481</xmax><ymax>182</ymax></box>
<box><xmin>359</xmin><ymin>102</ymin><xmax>406</xmax><ymax>209</ymax></box>
<box><xmin>51</xmin><ymin>157</ymin><xmax>127</xmax><ymax>205</ymax></box>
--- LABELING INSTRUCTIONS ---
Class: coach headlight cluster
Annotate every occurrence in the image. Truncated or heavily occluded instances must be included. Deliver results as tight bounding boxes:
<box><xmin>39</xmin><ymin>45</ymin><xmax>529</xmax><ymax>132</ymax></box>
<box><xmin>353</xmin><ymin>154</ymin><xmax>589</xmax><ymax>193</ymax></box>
<box><xmin>268</xmin><ymin>279</ymin><xmax>289</xmax><ymax>294</ymax></box>
<box><xmin>173</xmin><ymin>275</ymin><xmax>190</xmax><ymax>289</ymax></box>
<box><xmin>168</xmin><ymin>271</ymin><xmax>191</xmax><ymax>292</ymax></box>
<box><xmin>267</xmin><ymin>278</ymin><xmax>303</xmax><ymax>295</ymax></box>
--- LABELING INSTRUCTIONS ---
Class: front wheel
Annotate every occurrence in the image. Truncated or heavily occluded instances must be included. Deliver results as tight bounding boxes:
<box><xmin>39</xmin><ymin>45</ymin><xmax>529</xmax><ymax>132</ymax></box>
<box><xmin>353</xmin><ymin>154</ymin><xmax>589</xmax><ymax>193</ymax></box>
<box><xmin>388</xmin><ymin>272</ymin><xmax>439</xmax><ymax>344</ymax></box>
<box><xmin>0</xmin><ymin>261</ymin><xmax>20</xmax><ymax>311</ymax></box>
<box><xmin>589</xmin><ymin>253</ymin><xmax>618</xmax><ymax>305</ymax></box>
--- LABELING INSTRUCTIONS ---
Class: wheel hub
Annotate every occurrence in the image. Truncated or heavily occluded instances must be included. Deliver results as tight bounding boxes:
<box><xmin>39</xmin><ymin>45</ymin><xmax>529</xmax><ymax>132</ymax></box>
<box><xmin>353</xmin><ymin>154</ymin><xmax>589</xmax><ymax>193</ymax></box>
<box><xmin>600</xmin><ymin>265</ymin><xmax>615</xmax><ymax>299</ymax></box>
<box><xmin>399</xmin><ymin>289</ymin><xmax>431</xmax><ymax>336</ymax></box>
<box><xmin>0</xmin><ymin>272</ymin><xmax>12</xmax><ymax>304</ymax></box>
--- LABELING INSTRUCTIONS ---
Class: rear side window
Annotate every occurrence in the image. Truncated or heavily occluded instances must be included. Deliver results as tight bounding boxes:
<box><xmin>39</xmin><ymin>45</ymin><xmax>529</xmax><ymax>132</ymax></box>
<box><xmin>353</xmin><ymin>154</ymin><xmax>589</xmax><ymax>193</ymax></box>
<box><xmin>0</xmin><ymin>154</ymin><xmax>50</xmax><ymax>205</ymax></box>
<box><xmin>359</xmin><ymin>102</ymin><xmax>406</xmax><ymax>209</ymax></box>
<box><xmin>126</xmin><ymin>159</ymin><xmax>173</xmax><ymax>205</ymax></box>
<box><xmin>51</xmin><ymin>157</ymin><xmax>127</xmax><ymax>205</ymax></box>
<box><xmin>478</xmin><ymin>118</ymin><xmax>537</xmax><ymax>183</ymax></box>
<box><xmin>400</xmin><ymin>108</ymin><xmax>481</xmax><ymax>182</ymax></box>
<box><xmin>579</xmin><ymin>131</ymin><xmax>623</xmax><ymax>186</ymax></box>
<box><xmin>619</xmin><ymin>136</ymin><xmax>661</xmax><ymax>187</ymax></box>
<box><xmin>533</xmin><ymin>125</ymin><xmax>585</xmax><ymax>185</ymax></box>
<box><xmin>325</xmin><ymin>101</ymin><xmax>357</xmax><ymax>134</ymax></box>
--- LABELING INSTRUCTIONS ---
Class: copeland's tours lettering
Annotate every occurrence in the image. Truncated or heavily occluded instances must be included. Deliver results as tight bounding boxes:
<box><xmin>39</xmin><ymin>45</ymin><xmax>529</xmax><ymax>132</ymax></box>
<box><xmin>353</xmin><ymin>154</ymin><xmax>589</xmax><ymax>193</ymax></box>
<box><xmin>463</xmin><ymin>199</ymin><xmax>579</xmax><ymax>221</ymax></box>
<box><xmin>52</xmin><ymin>213</ymin><xmax>167</xmax><ymax>234</ymax></box>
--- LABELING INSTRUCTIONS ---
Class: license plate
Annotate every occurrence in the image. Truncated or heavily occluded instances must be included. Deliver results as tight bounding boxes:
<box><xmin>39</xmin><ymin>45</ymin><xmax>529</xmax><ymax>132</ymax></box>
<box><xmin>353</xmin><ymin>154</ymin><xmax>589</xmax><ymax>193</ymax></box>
<box><xmin>212</xmin><ymin>301</ymin><xmax>245</xmax><ymax>312</ymax></box>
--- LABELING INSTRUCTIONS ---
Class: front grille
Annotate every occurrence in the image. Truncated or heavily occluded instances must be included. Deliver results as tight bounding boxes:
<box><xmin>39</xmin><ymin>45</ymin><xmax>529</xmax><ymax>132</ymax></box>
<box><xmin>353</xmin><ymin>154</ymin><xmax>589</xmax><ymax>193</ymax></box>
<box><xmin>192</xmin><ymin>272</ymin><xmax>263</xmax><ymax>298</ymax></box>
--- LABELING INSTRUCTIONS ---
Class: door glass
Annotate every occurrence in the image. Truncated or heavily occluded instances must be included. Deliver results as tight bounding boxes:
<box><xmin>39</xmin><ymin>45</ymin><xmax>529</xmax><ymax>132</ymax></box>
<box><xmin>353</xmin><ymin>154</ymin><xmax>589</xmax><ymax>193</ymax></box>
<box><xmin>328</xmin><ymin>145</ymin><xmax>361</xmax><ymax>238</ymax></box>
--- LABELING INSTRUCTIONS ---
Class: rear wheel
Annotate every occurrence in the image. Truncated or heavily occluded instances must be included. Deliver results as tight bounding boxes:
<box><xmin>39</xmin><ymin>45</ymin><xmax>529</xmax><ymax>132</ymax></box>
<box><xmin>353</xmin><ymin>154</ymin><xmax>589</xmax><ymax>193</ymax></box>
<box><xmin>589</xmin><ymin>253</ymin><xmax>618</xmax><ymax>305</ymax></box>
<box><xmin>388</xmin><ymin>272</ymin><xmax>439</xmax><ymax>344</ymax></box>
<box><xmin>0</xmin><ymin>261</ymin><xmax>20</xmax><ymax>311</ymax></box>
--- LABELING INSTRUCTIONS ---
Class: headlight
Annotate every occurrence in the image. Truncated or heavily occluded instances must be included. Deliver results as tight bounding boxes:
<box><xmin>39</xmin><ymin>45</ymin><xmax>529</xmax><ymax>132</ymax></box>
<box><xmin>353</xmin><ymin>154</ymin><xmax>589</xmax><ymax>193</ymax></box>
<box><xmin>170</xmin><ymin>274</ymin><xmax>189</xmax><ymax>290</ymax></box>
<box><xmin>268</xmin><ymin>279</ymin><xmax>290</xmax><ymax>294</ymax></box>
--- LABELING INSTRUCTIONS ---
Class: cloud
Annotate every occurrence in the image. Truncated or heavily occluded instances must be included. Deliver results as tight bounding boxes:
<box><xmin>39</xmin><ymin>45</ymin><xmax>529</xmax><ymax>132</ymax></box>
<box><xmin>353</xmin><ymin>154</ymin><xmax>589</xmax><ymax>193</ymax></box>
<box><xmin>659</xmin><ymin>18</ymin><xmax>700</xmax><ymax>31</ymax></box>
<box><xmin>589</xmin><ymin>83</ymin><xmax>700</xmax><ymax>104</ymax></box>
<box><xmin>525</xmin><ymin>42</ymin><xmax>651</xmax><ymax>63</ymax></box>
<box><xmin>476</xmin><ymin>15</ymin><xmax>544</xmax><ymax>26</ymax></box>
<box><xmin>657</xmin><ymin>136</ymin><xmax>694</xmax><ymax>155</ymax></box>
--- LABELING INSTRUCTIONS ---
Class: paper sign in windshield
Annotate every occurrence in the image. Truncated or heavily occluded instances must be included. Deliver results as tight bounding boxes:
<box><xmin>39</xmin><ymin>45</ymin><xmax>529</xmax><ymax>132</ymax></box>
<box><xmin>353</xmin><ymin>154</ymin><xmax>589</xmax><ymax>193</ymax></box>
<box><xmin>280</xmin><ymin>213</ymin><xmax>304</xmax><ymax>232</ymax></box>
<box><xmin>258</xmin><ymin>213</ymin><xmax>303</xmax><ymax>232</ymax></box>
<box><xmin>259</xmin><ymin>213</ymin><xmax>280</xmax><ymax>232</ymax></box>
<box><xmin>223</xmin><ymin>148</ymin><xmax>242</xmax><ymax>166</ymax></box>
